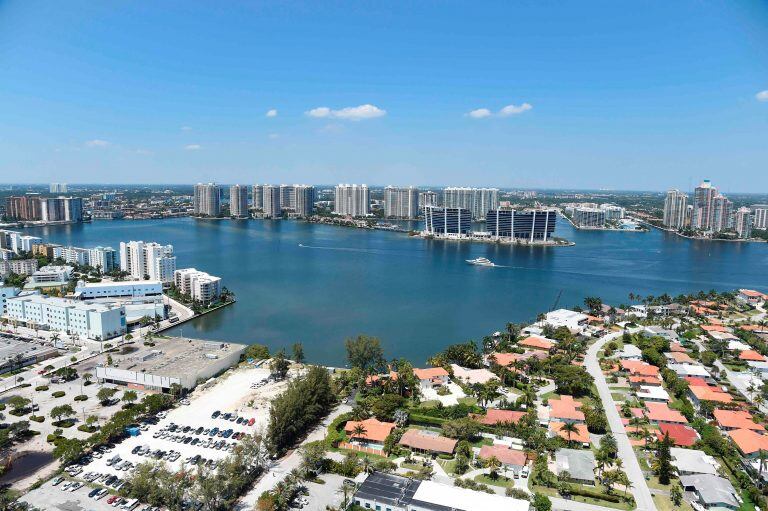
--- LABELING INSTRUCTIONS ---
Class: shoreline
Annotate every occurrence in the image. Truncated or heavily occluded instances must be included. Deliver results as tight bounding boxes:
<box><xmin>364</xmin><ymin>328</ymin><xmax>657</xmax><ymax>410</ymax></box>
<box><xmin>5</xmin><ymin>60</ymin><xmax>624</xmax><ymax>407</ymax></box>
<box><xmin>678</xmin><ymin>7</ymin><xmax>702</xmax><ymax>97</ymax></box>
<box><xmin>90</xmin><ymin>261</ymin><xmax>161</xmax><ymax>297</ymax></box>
<box><xmin>640</xmin><ymin>220</ymin><xmax>767</xmax><ymax>243</ymax></box>
<box><xmin>560</xmin><ymin>212</ymin><xmax>649</xmax><ymax>233</ymax></box>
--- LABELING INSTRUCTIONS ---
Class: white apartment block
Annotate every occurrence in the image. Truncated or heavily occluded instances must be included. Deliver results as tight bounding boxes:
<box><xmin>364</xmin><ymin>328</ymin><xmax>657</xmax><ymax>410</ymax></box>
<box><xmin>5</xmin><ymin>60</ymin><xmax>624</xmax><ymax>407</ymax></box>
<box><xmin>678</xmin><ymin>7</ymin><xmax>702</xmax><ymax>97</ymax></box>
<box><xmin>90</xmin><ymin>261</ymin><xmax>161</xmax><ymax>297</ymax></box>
<box><xmin>334</xmin><ymin>184</ymin><xmax>370</xmax><ymax>217</ymax></box>
<box><xmin>5</xmin><ymin>294</ymin><xmax>126</xmax><ymax>340</ymax></box>
<box><xmin>569</xmin><ymin>207</ymin><xmax>606</xmax><ymax>228</ymax></box>
<box><xmin>119</xmin><ymin>241</ymin><xmax>176</xmax><ymax>284</ymax></box>
<box><xmin>751</xmin><ymin>205</ymin><xmax>768</xmax><ymax>230</ymax></box>
<box><xmin>18</xmin><ymin>235</ymin><xmax>43</xmax><ymax>253</ymax></box>
<box><xmin>600</xmin><ymin>204</ymin><xmax>625</xmax><ymax>221</ymax></box>
<box><xmin>61</xmin><ymin>246</ymin><xmax>89</xmax><ymax>266</ymax></box>
<box><xmin>229</xmin><ymin>185</ymin><xmax>249</xmax><ymax>218</ymax></box>
<box><xmin>293</xmin><ymin>185</ymin><xmax>315</xmax><ymax>217</ymax></box>
<box><xmin>384</xmin><ymin>186</ymin><xmax>420</xmax><ymax>219</ymax></box>
<box><xmin>88</xmin><ymin>246</ymin><xmax>118</xmax><ymax>272</ymax></box>
<box><xmin>663</xmin><ymin>189</ymin><xmax>688</xmax><ymax>229</ymax></box>
<box><xmin>0</xmin><ymin>286</ymin><xmax>20</xmax><ymax>317</ymax></box>
<box><xmin>252</xmin><ymin>185</ymin><xmax>264</xmax><ymax>211</ymax></box>
<box><xmin>174</xmin><ymin>268</ymin><xmax>221</xmax><ymax>303</ymax></box>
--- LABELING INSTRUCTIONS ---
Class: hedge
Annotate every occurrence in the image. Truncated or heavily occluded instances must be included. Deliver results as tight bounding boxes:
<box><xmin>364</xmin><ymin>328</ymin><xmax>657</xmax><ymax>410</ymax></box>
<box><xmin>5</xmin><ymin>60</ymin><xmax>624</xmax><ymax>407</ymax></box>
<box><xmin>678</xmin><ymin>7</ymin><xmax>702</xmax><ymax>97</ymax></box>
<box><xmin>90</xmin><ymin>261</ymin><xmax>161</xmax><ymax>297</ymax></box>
<box><xmin>567</xmin><ymin>487</ymin><xmax>624</xmax><ymax>503</ymax></box>
<box><xmin>30</xmin><ymin>415</ymin><xmax>45</xmax><ymax>423</ymax></box>
<box><xmin>35</xmin><ymin>385</ymin><xmax>49</xmax><ymax>392</ymax></box>
<box><xmin>74</xmin><ymin>395</ymin><xmax>88</xmax><ymax>401</ymax></box>
<box><xmin>52</xmin><ymin>391</ymin><xmax>66</xmax><ymax>398</ymax></box>
<box><xmin>408</xmin><ymin>413</ymin><xmax>448</xmax><ymax>427</ymax></box>
<box><xmin>326</xmin><ymin>412</ymin><xmax>353</xmax><ymax>447</ymax></box>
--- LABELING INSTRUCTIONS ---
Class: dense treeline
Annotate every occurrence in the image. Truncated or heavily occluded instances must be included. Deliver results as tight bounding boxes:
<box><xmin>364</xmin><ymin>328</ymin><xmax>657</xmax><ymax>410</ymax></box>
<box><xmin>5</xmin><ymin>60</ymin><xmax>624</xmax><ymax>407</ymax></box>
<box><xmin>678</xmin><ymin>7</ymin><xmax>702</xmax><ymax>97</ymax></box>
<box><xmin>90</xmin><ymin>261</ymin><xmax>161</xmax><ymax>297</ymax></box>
<box><xmin>267</xmin><ymin>366</ymin><xmax>337</xmax><ymax>454</ymax></box>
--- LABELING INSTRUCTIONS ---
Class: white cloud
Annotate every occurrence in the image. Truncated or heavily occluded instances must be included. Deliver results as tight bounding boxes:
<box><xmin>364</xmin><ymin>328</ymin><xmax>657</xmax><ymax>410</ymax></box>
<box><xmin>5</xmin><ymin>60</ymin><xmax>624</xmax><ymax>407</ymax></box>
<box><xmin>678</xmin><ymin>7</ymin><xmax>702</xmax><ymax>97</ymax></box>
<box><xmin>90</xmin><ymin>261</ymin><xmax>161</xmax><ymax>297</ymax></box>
<box><xmin>305</xmin><ymin>104</ymin><xmax>386</xmax><ymax>121</ymax></box>
<box><xmin>266</xmin><ymin>109</ymin><xmax>278</xmax><ymax>118</ymax></box>
<box><xmin>135</xmin><ymin>148</ymin><xmax>153</xmax><ymax>155</ymax></box>
<box><xmin>184</xmin><ymin>144</ymin><xmax>202</xmax><ymax>151</ymax></box>
<box><xmin>85</xmin><ymin>139</ymin><xmax>110</xmax><ymax>147</ymax></box>
<box><xmin>180</xmin><ymin>126</ymin><xmax>193</xmax><ymax>131</ymax></box>
<box><xmin>757</xmin><ymin>90</ymin><xmax>768</xmax><ymax>102</ymax></box>
<box><xmin>268</xmin><ymin>133</ymin><xmax>280</xmax><ymax>140</ymax></box>
<box><xmin>499</xmin><ymin>103</ymin><xmax>533</xmax><ymax>116</ymax></box>
<box><xmin>466</xmin><ymin>102</ymin><xmax>533</xmax><ymax>119</ymax></box>
<box><xmin>467</xmin><ymin>108</ymin><xmax>492</xmax><ymax>119</ymax></box>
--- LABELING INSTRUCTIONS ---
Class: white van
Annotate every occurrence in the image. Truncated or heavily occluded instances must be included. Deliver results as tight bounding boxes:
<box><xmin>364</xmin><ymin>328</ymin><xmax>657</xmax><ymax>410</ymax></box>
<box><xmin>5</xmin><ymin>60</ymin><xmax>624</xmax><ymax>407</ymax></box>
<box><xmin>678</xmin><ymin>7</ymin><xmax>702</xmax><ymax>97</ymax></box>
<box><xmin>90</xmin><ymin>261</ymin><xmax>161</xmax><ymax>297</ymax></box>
<box><xmin>121</xmin><ymin>498</ymin><xmax>139</xmax><ymax>510</ymax></box>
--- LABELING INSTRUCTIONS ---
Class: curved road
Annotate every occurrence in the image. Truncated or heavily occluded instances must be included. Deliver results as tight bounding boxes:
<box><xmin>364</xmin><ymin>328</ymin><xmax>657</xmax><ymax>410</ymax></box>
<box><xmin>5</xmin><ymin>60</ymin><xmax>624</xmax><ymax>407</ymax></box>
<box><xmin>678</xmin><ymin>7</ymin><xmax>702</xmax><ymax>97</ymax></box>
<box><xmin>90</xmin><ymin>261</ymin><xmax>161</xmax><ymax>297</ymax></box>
<box><xmin>585</xmin><ymin>332</ymin><xmax>657</xmax><ymax>511</ymax></box>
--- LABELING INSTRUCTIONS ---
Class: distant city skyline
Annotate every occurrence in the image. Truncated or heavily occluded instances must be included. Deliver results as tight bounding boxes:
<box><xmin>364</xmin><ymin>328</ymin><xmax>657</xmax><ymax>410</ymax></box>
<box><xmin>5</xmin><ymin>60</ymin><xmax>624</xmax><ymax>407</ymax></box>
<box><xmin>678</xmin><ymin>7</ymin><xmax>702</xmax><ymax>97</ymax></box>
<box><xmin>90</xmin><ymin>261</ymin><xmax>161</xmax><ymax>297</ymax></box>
<box><xmin>1</xmin><ymin>2</ymin><xmax>767</xmax><ymax>190</ymax></box>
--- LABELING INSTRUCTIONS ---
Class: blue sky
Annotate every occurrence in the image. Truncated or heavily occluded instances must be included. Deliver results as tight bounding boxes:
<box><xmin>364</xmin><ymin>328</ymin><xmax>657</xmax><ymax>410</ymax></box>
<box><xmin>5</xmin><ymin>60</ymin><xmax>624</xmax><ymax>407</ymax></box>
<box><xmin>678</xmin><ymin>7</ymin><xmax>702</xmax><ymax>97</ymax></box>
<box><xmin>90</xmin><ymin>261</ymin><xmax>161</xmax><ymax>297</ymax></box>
<box><xmin>1</xmin><ymin>1</ymin><xmax>767</xmax><ymax>191</ymax></box>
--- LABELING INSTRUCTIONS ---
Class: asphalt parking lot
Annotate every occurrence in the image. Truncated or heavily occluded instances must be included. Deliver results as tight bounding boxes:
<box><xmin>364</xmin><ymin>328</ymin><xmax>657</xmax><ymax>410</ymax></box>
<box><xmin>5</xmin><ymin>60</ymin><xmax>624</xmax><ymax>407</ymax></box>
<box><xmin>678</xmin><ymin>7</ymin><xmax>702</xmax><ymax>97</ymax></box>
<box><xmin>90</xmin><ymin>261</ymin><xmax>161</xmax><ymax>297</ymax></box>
<box><xmin>21</xmin><ymin>478</ymin><xmax>126</xmax><ymax>511</ymax></box>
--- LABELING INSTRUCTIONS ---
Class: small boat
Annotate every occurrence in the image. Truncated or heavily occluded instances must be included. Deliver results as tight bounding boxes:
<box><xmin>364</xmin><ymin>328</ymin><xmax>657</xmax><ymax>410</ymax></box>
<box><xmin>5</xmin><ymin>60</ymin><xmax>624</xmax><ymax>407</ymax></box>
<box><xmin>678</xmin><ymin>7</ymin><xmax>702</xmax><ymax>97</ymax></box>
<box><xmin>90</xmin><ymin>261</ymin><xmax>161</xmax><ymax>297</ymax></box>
<box><xmin>466</xmin><ymin>257</ymin><xmax>496</xmax><ymax>267</ymax></box>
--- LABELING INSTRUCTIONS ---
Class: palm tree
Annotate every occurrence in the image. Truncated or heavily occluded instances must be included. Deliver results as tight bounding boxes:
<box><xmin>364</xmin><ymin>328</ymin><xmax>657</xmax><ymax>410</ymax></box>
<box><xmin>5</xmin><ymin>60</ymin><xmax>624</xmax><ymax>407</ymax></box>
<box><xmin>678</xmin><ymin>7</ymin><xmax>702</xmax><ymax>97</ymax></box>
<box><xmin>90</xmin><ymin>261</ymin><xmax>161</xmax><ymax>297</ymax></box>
<box><xmin>759</xmin><ymin>449</ymin><xmax>767</xmax><ymax>477</ymax></box>
<box><xmin>559</xmin><ymin>422</ymin><xmax>579</xmax><ymax>445</ymax></box>
<box><xmin>485</xmin><ymin>456</ymin><xmax>502</xmax><ymax>480</ymax></box>
<box><xmin>352</xmin><ymin>424</ymin><xmax>367</xmax><ymax>440</ymax></box>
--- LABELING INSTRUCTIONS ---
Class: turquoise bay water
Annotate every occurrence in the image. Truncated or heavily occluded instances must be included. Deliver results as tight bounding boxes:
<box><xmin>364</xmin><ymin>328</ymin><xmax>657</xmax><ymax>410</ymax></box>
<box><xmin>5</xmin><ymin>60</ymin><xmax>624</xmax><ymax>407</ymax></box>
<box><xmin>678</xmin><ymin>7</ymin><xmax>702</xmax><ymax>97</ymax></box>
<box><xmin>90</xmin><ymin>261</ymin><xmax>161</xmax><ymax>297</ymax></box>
<box><xmin>26</xmin><ymin>218</ymin><xmax>768</xmax><ymax>365</ymax></box>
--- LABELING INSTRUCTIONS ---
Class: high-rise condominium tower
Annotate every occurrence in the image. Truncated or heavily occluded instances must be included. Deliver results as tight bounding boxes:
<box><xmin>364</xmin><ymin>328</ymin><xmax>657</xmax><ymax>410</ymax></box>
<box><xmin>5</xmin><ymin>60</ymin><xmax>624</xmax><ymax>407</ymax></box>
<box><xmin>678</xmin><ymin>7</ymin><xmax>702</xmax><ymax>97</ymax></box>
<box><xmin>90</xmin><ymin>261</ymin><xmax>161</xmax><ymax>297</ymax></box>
<box><xmin>442</xmin><ymin>187</ymin><xmax>499</xmax><ymax>220</ymax></box>
<box><xmin>334</xmin><ymin>184</ymin><xmax>370</xmax><ymax>217</ymax></box>
<box><xmin>193</xmin><ymin>183</ymin><xmax>222</xmax><ymax>217</ymax></box>
<box><xmin>229</xmin><ymin>185</ymin><xmax>249</xmax><ymax>218</ymax></box>
<box><xmin>384</xmin><ymin>186</ymin><xmax>419</xmax><ymax>219</ymax></box>
<box><xmin>692</xmin><ymin>180</ymin><xmax>717</xmax><ymax>231</ymax></box>
<box><xmin>663</xmin><ymin>189</ymin><xmax>688</xmax><ymax>230</ymax></box>
<box><xmin>119</xmin><ymin>241</ymin><xmax>176</xmax><ymax>284</ymax></box>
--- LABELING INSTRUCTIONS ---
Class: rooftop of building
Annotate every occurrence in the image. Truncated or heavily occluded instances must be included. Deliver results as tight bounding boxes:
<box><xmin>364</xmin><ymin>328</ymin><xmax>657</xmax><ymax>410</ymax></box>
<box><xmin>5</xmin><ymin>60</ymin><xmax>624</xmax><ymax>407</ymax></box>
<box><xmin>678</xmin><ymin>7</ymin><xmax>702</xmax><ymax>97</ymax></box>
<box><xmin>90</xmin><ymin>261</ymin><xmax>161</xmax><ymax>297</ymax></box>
<box><xmin>0</xmin><ymin>336</ymin><xmax>58</xmax><ymax>366</ymax></box>
<box><xmin>8</xmin><ymin>293</ymin><xmax>121</xmax><ymax>312</ymax></box>
<box><xmin>98</xmin><ymin>336</ymin><xmax>246</xmax><ymax>378</ymax></box>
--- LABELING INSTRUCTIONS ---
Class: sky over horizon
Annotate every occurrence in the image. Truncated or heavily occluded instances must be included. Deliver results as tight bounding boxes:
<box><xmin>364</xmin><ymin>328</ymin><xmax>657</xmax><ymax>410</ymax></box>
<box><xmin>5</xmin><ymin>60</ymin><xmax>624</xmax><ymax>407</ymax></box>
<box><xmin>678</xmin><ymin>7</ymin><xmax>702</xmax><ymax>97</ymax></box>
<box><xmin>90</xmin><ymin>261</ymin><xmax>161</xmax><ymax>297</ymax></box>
<box><xmin>1</xmin><ymin>1</ymin><xmax>767</xmax><ymax>191</ymax></box>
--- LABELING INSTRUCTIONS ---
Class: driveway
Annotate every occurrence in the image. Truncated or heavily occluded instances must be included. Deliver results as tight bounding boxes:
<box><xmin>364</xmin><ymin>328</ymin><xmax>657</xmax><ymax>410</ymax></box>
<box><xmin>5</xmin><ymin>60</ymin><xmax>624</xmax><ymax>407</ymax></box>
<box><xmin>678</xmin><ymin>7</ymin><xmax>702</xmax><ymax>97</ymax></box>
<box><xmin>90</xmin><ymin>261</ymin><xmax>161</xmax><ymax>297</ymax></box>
<box><xmin>585</xmin><ymin>332</ymin><xmax>657</xmax><ymax>511</ymax></box>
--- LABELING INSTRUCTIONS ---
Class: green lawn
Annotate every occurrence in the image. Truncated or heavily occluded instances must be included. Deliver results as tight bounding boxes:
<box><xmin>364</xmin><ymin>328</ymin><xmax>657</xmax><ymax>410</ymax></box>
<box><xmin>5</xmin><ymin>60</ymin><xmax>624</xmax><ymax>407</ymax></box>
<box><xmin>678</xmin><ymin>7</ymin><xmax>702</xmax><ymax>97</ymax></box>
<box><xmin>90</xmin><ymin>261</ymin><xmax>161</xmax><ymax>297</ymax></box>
<box><xmin>653</xmin><ymin>494</ymin><xmax>692</xmax><ymax>511</ymax></box>
<box><xmin>457</xmin><ymin>397</ymin><xmax>477</xmax><ymax>406</ymax></box>
<box><xmin>531</xmin><ymin>484</ymin><xmax>635</xmax><ymax>511</ymax></box>
<box><xmin>419</xmin><ymin>400</ymin><xmax>441</xmax><ymax>408</ymax></box>
<box><xmin>474</xmin><ymin>474</ymin><xmax>512</xmax><ymax>488</ymax></box>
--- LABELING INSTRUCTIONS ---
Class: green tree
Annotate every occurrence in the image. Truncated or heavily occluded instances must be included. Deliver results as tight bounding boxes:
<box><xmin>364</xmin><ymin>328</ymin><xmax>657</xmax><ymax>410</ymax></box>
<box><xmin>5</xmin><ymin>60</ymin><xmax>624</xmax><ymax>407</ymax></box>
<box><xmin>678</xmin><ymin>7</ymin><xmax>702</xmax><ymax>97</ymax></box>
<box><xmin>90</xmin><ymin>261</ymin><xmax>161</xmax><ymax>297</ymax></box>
<box><xmin>52</xmin><ymin>437</ymin><xmax>84</xmax><ymax>465</ymax></box>
<box><xmin>670</xmin><ymin>483</ymin><xmax>683</xmax><ymax>505</ymax></box>
<box><xmin>122</xmin><ymin>390</ymin><xmax>138</xmax><ymax>407</ymax></box>
<box><xmin>657</xmin><ymin>432</ymin><xmax>673</xmax><ymax>484</ymax></box>
<box><xmin>270</xmin><ymin>350</ymin><xmax>290</xmax><ymax>379</ymax></box>
<box><xmin>533</xmin><ymin>492</ymin><xmax>552</xmax><ymax>511</ymax></box>
<box><xmin>97</xmin><ymin>387</ymin><xmax>118</xmax><ymax>405</ymax></box>
<box><xmin>345</xmin><ymin>335</ymin><xmax>384</xmax><ymax>374</ymax></box>
<box><xmin>292</xmin><ymin>343</ymin><xmax>305</xmax><ymax>364</ymax></box>
<box><xmin>50</xmin><ymin>404</ymin><xmax>75</xmax><ymax>423</ymax></box>
<box><xmin>441</xmin><ymin>418</ymin><xmax>480</xmax><ymax>441</ymax></box>
<box><xmin>552</xmin><ymin>365</ymin><xmax>594</xmax><ymax>396</ymax></box>
<box><xmin>6</xmin><ymin>395</ymin><xmax>30</xmax><ymax>412</ymax></box>
<box><xmin>559</xmin><ymin>422</ymin><xmax>579</xmax><ymax>445</ymax></box>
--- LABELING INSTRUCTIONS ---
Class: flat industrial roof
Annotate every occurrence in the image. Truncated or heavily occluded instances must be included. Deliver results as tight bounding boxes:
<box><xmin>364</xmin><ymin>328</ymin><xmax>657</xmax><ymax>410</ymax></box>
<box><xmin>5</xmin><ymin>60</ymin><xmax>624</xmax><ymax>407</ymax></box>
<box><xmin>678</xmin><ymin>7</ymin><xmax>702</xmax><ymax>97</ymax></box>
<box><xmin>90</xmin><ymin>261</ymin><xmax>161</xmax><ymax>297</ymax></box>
<box><xmin>102</xmin><ymin>337</ymin><xmax>246</xmax><ymax>377</ymax></box>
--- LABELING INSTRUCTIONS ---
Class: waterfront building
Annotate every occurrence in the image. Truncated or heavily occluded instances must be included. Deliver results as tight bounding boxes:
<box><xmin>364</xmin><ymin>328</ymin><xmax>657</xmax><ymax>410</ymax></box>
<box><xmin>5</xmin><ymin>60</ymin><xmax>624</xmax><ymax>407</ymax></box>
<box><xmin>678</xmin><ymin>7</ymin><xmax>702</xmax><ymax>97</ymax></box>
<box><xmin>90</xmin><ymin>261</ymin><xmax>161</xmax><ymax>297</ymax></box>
<box><xmin>279</xmin><ymin>184</ymin><xmax>296</xmax><ymax>213</ymax></box>
<box><xmin>600</xmin><ymin>204</ymin><xmax>625</xmax><ymax>221</ymax></box>
<box><xmin>570</xmin><ymin>207</ymin><xmax>606</xmax><ymax>228</ymax></box>
<box><xmin>423</xmin><ymin>206</ymin><xmax>472</xmax><ymax>236</ymax></box>
<box><xmin>293</xmin><ymin>185</ymin><xmax>316</xmax><ymax>217</ymax></box>
<box><xmin>711</xmin><ymin>195</ymin><xmax>733</xmax><ymax>233</ymax></box>
<box><xmin>49</xmin><ymin>183</ymin><xmax>68</xmax><ymax>193</ymax></box>
<box><xmin>693</xmin><ymin>180</ymin><xmax>717</xmax><ymax>231</ymax></box>
<box><xmin>5</xmin><ymin>293</ymin><xmax>126</xmax><ymax>340</ymax></box>
<box><xmin>419</xmin><ymin>191</ymin><xmax>438</xmax><ymax>210</ymax></box>
<box><xmin>751</xmin><ymin>205</ymin><xmax>768</xmax><ymax>230</ymax></box>
<box><xmin>119</xmin><ymin>241</ymin><xmax>176</xmax><ymax>284</ymax></box>
<box><xmin>61</xmin><ymin>246</ymin><xmax>89</xmax><ymax>266</ymax></box>
<box><xmin>734</xmin><ymin>207</ymin><xmax>752</xmax><ymax>239</ymax></box>
<box><xmin>32</xmin><ymin>243</ymin><xmax>61</xmax><ymax>260</ymax></box>
<box><xmin>17</xmin><ymin>235</ymin><xmax>43</xmax><ymax>253</ymax></box>
<box><xmin>0</xmin><ymin>249</ymin><xmax>12</xmax><ymax>261</ymax></box>
<box><xmin>262</xmin><ymin>185</ymin><xmax>282</xmax><ymax>218</ymax></box>
<box><xmin>5</xmin><ymin>194</ymin><xmax>42</xmax><ymax>221</ymax></box>
<box><xmin>28</xmin><ymin>265</ymin><xmax>74</xmax><ymax>285</ymax></box>
<box><xmin>0</xmin><ymin>259</ymin><xmax>38</xmax><ymax>278</ymax></box>
<box><xmin>252</xmin><ymin>185</ymin><xmax>264</xmax><ymax>211</ymax></box>
<box><xmin>87</xmin><ymin>246</ymin><xmax>118</xmax><ymax>272</ymax></box>
<box><xmin>74</xmin><ymin>280</ymin><xmax>162</xmax><ymax>299</ymax></box>
<box><xmin>663</xmin><ymin>189</ymin><xmax>689</xmax><ymax>230</ymax></box>
<box><xmin>334</xmin><ymin>184</ymin><xmax>370</xmax><ymax>217</ymax></box>
<box><xmin>442</xmin><ymin>187</ymin><xmax>499</xmax><ymax>220</ymax></box>
<box><xmin>174</xmin><ymin>268</ymin><xmax>221</xmax><ymax>303</ymax></box>
<box><xmin>384</xmin><ymin>186</ymin><xmax>419</xmax><ymax>219</ymax></box>
<box><xmin>41</xmin><ymin>196</ymin><xmax>83</xmax><ymax>223</ymax></box>
<box><xmin>486</xmin><ymin>209</ymin><xmax>557</xmax><ymax>241</ymax></box>
<box><xmin>229</xmin><ymin>185</ymin><xmax>249</xmax><ymax>218</ymax></box>
<box><xmin>193</xmin><ymin>183</ymin><xmax>222</xmax><ymax>217</ymax></box>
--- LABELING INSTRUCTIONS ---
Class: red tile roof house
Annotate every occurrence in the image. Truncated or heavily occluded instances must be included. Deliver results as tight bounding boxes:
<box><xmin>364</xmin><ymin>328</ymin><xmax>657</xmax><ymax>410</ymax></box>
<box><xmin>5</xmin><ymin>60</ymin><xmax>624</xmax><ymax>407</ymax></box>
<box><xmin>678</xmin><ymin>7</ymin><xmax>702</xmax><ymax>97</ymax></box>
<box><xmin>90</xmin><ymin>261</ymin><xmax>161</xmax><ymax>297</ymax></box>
<box><xmin>655</xmin><ymin>423</ymin><xmax>699</xmax><ymax>447</ymax></box>
<box><xmin>628</xmin><ymin>375</ymin><xmax>663</xmax><ymax>387</ymax></box>
<box><xmin>738</xmin><ymin>289</ymin><xmax>768</xmax><ymax>306</ymax></box>
<box><xmin>518</xmin><ymin>336</ymin><xmax>556</xmax><ymax>351</ymax></box>
<box><xmin>665</xmin><ymin>351</ymin><xmax>695</xmax><ymax>364</ymax></box>
<box><xmin>739</xmin><ymin>350</ymin><xmax>766</xmax><ymax>362</ymax></box>
<box><xmin>549</xmin><ymin>421</ymin><xmax>591</xmax><ymax>445</ymax></box>
<box><xmin>398</xmin><ymin>429</ymin><xmax>457</xmax><ymax>455</ymax></box>
<box><xmin>713</xmin><ymin>409</ymin><xmax>766</xmax><ymax>433</ymax></box>
<box><xmin>478</xmin><ymin>445</ymin><xmax>528</xmax><ymax>473</ymax></box>
<box><xmin>619</xmin><ymin>360</ymin><xmax>660</xmax><ymax>378</ymax></box>
<box><xmin>687</xmin><ymin>384</ymin><xmax>733</xmax><ymax>409</ymax></box>
<box><xmin>728</xmin><ymin>428</ymin><xmax>768</xmax><ymax>459</ymax></box>
<box><xmin>644</xmin><ymin>402</ymin><xmax>689</xmax><ymax>425</ymax></box>
<box><xmin>413</xmin><ymin>367</ymin><xmax>450</xmax><ymax>390</ymax></box>
<box><xmin>549</xmin><ymin>395</ymin><xmax>586</xmax><ymax>424</ymax></box>
<box><xmin>471</xmin><ymin>408</ymin><xmax>527</xmax><ymax>426</ymax></box>
<box><xmin>344</xmin><ymin>418</ymin><xmax>397</xmax><ymax>448</ymax></box>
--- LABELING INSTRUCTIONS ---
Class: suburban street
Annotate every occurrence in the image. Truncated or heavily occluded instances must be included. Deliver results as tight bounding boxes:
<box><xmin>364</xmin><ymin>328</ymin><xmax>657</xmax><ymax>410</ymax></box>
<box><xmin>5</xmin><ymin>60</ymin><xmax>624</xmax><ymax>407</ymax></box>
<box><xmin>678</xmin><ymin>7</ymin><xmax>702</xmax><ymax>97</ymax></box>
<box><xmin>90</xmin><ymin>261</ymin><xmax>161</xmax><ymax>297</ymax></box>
<box><xmin>585</xmin><ymin>331</ymin><xmax>658</xmax><ymax>511</ymax></box>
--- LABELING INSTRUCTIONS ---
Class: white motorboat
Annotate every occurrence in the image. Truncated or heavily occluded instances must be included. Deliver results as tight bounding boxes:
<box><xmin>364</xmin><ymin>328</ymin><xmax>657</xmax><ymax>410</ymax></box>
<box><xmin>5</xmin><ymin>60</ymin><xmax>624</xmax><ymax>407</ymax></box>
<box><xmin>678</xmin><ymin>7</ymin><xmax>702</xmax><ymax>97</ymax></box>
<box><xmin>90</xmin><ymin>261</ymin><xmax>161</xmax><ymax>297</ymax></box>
<box><xmin>466</xmin><ymin>257</ymin><xmax>495</xmax><ymax>267</ymax></box>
